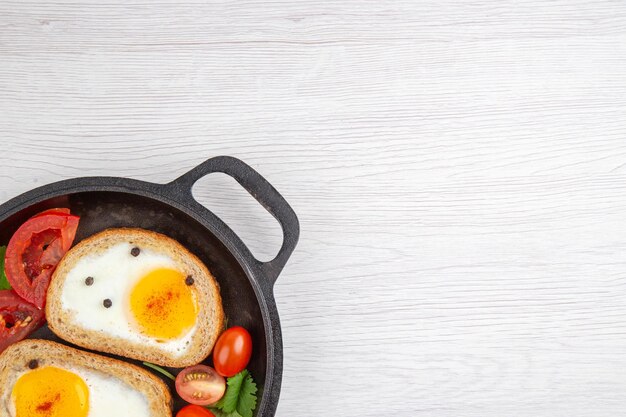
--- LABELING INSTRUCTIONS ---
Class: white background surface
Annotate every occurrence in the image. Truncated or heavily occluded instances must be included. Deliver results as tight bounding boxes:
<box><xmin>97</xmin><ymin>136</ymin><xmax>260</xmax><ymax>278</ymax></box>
<box><xmin>2</xmin><ymin>1</ymin><xmax>626</xmax><ymax>416</ymax></box>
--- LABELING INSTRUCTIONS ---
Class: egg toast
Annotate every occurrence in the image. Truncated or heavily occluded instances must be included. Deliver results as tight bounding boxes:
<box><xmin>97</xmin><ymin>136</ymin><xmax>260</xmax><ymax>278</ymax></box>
<box><xmin>0</xmin><ymin>339</ymin><xmax>172</xmax><ymax>417</ymax></box>
<box><xmin>46</xmin><ymin>228</ymin><xmax>225</xmax><ymax>367</ymax></box>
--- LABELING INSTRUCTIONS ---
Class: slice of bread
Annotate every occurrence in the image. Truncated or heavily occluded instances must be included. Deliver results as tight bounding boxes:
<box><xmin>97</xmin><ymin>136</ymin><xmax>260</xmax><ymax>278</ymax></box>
<box><xmin>0</xmin><ymin>339</ymin><xmax>172</xmax><ymax>417</ymax></box>
<box><xmin>46</xmin><ymin>228</ymin><xmax>224</xmax><ymax>367</ymax></box>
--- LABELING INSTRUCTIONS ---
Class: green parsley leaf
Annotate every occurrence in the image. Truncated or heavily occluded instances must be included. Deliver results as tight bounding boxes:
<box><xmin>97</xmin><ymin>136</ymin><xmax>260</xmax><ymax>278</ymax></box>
<box><xmin>213</xmin><ymin>370</ymin><xmax>258</xmax><ymax>417</ymax></box>
<box><xmin>0</xmin><ymin>246</ymin><xmax>10</xmax><ymax>290</ymax></box>
<box><xmin>214</xmin><ymin>370</ymin><xmax>245</xmax><ymax>412</ymax></box>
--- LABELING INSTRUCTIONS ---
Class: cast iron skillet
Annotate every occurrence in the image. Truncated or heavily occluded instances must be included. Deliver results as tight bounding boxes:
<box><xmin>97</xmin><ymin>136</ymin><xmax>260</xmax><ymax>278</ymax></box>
<box><xmin>0</xmin><ymin>156</ymin><xmax>299</xmax><ymax>417</ymax></box>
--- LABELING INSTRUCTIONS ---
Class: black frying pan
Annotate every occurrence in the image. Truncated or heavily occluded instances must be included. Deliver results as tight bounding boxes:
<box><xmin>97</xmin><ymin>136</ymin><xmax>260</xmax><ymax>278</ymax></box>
<box><xmin>0</xmin><ymin>156</ymin><xmax>300</xmax><ymax>417</ymax></box>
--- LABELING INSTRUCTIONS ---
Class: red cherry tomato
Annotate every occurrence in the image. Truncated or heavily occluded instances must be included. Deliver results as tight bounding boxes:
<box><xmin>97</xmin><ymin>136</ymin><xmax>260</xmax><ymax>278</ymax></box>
<box><xmin>0</xmin><ymin>290</ymin><xmax>45</xmax><ymax>353</ymax></box>
<box><xmin>175</xmin><ymin>365</ymin><xmax>225</xmax><ymax>406</ymax></box>
<box><xmin>213</xmin><ymin>326</ymin><xmax>253</xmax><ymax>377</ymax></box>
<box><xmin>176</xmin><ymin>405</ymin><xmax>215</xmax><ymax>417</ymax></box>
<box><xmin>5</xmin><ymin>209</ymin><xmax>79</xmax><ymax>309</ymax></box>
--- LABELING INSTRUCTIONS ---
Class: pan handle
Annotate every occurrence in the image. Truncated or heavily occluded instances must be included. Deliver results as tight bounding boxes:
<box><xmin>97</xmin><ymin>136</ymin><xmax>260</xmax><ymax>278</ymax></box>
<box><xmin>166</xmin><ymin>156</ymin><xmax>300</xmax><ymax>286</ymax></box>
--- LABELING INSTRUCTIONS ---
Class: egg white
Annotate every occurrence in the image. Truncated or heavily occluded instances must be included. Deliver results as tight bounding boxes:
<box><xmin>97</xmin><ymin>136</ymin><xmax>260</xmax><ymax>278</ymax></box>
<box><xmin>60</xmin><ymin>242</ymin><xmax>197</xmax><ymax>356</ymax></box>
<box><xmin>9</xmin><ymin>365</ymin><xmax>151</xmax><ymax>417</ymax></box>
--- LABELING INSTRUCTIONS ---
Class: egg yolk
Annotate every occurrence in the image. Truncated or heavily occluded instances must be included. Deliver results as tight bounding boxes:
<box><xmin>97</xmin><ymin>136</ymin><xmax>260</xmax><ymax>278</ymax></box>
<box><xmin>12</xmin><ymin>366</ymin><xmax>89</xmax><ymax>417</ymax></box>
<box><xmin>129</xmin><ymin>267</ymin><xmax>198</xmax><ymax>340</ymax></box>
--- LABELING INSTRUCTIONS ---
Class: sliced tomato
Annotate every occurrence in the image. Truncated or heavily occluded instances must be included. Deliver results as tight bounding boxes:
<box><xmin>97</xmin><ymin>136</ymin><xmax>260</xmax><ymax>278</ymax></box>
<box><xmin>5</xmin><ymin>210</ymin><xmax>79</xmax><ymax>309</ymax></box>
<box><xmin>0</xmin><ymin>290</ymin><xmax>45</xmax><ymax>353</ymax></box>
<box><xmin>32</xmin><ymin>208</ymin><xmax>71</xmax><ymax>217</ymax></box>
<box><xmin>175</xmin><ymin>365</ymin><xmax>226</xmax><ymax>406</ymax></box>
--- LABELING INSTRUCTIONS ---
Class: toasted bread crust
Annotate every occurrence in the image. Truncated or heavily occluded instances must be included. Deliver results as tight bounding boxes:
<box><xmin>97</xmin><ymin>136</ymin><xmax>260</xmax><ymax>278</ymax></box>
<box><xmin>0</xmin><ymin>339</ymin><xmax>172</xmax><ymax>417</ymax></box>
<box><xmin>46</xmin><ymin>228</ymin><xmax>224</xmax><ymax>367</ymax></box>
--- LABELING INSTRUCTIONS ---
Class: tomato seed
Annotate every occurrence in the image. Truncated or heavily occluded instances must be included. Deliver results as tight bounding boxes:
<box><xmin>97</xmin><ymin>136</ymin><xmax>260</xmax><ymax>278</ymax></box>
<box><xmin>185</xmin><ymin>372</ymin><xmax>206</xmax><ymax>382</ymax></box>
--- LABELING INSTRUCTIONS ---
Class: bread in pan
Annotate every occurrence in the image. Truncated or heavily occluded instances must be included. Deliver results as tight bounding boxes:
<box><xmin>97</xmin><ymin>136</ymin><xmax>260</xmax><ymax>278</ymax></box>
<box><xmin>46</xmin><ymin>228</ymin><xmax>224</xmax><ymax>368</ymax></box>
<box><xmin>0</xmin><ymin>339</ymin><xmax>172</xmax><ymax>417</ymax></box>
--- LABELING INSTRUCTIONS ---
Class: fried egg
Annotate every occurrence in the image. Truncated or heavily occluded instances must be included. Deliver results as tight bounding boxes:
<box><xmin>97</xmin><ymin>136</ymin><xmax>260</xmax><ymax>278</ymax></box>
<box><xmin>59</xmin><ymin>242</ymin><xmax>199</xmax><ymax>356</ymax></box>
<box><xmin>9</xmin><ymin>365</ymin><xmax>150</xmax><ymax>417</ymax></box>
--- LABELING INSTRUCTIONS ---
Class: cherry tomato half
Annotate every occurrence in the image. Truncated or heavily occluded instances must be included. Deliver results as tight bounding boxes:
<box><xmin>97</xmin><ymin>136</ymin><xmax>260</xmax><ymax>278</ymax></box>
<box><xmin>213</xmin><ymin>326</ymin><xmax>253</xmax><ymax>377</ymax></box>
<box><xmin>0</xmin><ymin>290</ymin><xmax>45</xmax><ymax>353</ymax></box>
<box><xmin>5</xmin><ymin>209</ymin><xmax>79</xmax><ymax>309</ymax></box>
<box><xmin>175</xmin><ymin>364</ymin><xmax>225</xmax><ymax>406</ymax></box>
<box><xmin>177</xmin><ymin>405</ymin><xmax>215</xmax><ymax>417</ymax></box>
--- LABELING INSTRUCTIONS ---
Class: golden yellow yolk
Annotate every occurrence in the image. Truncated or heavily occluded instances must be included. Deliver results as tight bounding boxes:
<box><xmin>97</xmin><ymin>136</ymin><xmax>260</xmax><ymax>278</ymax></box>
<box><xmin>12</xmin><ymin>366</ymin><xmax>89</xmax><ymax>417</ymax></box>
<box><xmin>129</xmin><ymin>267</ymin><xmax>198</xmax><ymax>340</ymax></box>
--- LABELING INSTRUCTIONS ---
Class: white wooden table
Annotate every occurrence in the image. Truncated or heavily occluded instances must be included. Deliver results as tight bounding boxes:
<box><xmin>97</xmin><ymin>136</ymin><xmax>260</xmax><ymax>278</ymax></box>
<box><xmin>2</xmin><ymin>1</ymin><xmax>626</xmax><ymax>416</ymax></box>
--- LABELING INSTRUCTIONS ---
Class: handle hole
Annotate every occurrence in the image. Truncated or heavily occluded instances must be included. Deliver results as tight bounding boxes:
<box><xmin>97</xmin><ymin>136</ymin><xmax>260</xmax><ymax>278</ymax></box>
<box><xmin>191</xmin><ymin>172</ymin><xmax>283</xmax><ymax>262</ymax></box>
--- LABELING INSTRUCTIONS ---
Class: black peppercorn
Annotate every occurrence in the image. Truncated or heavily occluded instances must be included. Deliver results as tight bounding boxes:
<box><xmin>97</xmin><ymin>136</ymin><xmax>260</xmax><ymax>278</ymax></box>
<box><xmin>185</xmin><ymin>276</ymin><xmax>194</xmax><ymax>286</ymax></box>
<box><xmin>103</xmin><ymin>299</ymin><xmax>112</xmax><ymax>308</ymax></box>
<box><xmin>131</xmin><ymin>247</ymin><xmax>140</xmax><ymax>257</ymax></box>
<box><xmin>28</xmin><ymin>359</ymin><xmax>39</xmax><ymax>369</ymax></box>
<box><xmin>85</xmin><ymin>276</ymin><xmax>94</xmax><ymax>286</ymax></box>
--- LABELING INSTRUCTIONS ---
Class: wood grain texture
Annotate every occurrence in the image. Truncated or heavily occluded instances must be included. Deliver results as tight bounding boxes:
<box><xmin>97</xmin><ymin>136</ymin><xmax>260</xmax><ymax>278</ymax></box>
<box><xmin>2</xmin><ymin>1</ymin><xmax>626</xmax><ymax>416</ymax></box>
